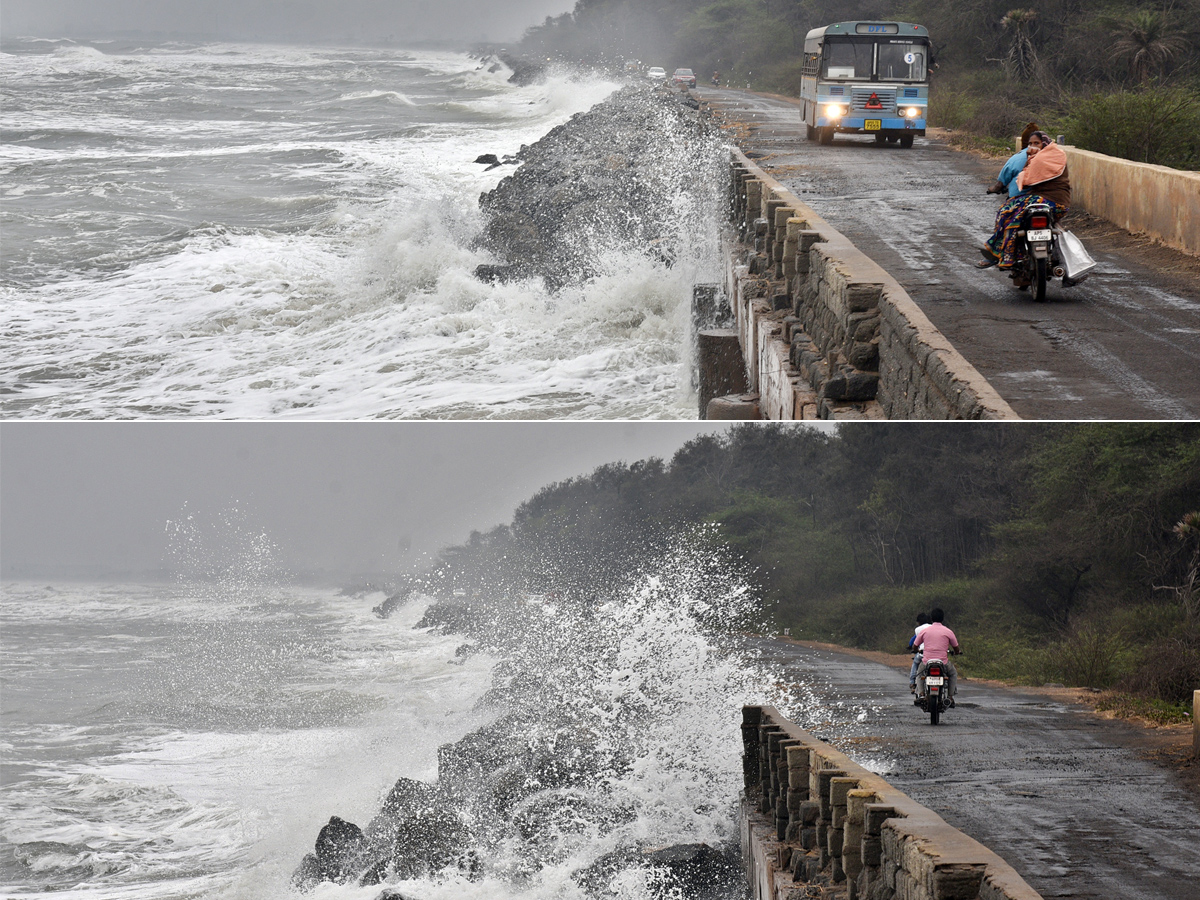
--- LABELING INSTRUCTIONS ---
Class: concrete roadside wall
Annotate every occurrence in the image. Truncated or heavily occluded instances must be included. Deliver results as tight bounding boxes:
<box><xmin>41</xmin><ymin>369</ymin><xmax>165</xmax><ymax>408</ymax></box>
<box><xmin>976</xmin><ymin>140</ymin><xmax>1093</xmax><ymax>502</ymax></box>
<box><xmin>741</xmin><ymin>705</ymin><xmax>1044</xmax><ymax>900</ymax></box>
<box><xmin>1063</xmin><ymin>146</ymin><xmax>1200</xmax><ymax>257</ymax></box>
<box><xmin>726</xmin><ymin>150</ymin><xmax>1018</xmax><ymax>420</ymax></box>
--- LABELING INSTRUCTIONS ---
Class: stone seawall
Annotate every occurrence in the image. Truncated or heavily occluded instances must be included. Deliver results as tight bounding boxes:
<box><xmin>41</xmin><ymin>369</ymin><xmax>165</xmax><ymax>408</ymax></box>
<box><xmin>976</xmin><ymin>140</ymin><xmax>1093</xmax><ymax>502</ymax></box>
<box><xmin>741</xmin><ymin>706</ymin><xmax>1043</xmax><ymax>900</ymax></box>
<box><xmin>1062</xmin><ymin>146</ymin><xmax>1200</xmax><ymax>258</ymax></box>
<box><xmin>718</xmin><ymin>150</ymin><xmax>1018</xmax><ymax>420</ymax></box>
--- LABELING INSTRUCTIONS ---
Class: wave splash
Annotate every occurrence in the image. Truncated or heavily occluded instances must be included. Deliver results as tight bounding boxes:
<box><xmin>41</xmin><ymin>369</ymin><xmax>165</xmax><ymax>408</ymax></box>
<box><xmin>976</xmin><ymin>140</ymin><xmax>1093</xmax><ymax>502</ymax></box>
<box><xmin>294</xmin><ymin>526</ymin><xmax>776</xmax><ymax>899</ymax></box>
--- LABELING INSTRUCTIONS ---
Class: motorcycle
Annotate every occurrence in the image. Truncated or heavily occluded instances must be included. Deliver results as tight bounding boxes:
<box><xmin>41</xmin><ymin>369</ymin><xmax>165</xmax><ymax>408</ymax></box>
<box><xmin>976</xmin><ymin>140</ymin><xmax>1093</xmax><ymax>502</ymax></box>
<box><xmin>1002</xmin><ymin>201</ymin><xmax>1096</xmax><ymax>302</ymax></box>
<box><xmin>1014</xmin><ymin>201</ymin><xmax>1060</xmax><ymax>303</ymax></box>
<box><xmin>915</xmin><ymin>657</ymin><xmax>955</xmax><ymax>725</ymax></box>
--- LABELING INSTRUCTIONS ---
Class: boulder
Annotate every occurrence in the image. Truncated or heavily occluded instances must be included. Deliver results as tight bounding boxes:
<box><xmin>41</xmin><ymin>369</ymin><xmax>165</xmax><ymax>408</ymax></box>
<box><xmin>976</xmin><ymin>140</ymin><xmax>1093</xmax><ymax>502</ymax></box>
<box><xmin>573</xmin><ymin>843</ymin><xmax>742</xmax><ymax>899</ymax></box>
<box><xmin>365</xmin><ymin>777</ymin><xmax>441</xmax><ymax>847</ymax></box>
<box><xmin>474</xmin><ymin>85</ymin><xmax>724</xmax><ymax>290</ymax></box>
<box><xmin>391</xmin><ymin>807</ymin><xmax>472</xmax><ymax>879</ymax></box>
<box><xmin>314</xmin><ymin>816</ymin><xmax>375</xmax><ymax>884</ymax></box>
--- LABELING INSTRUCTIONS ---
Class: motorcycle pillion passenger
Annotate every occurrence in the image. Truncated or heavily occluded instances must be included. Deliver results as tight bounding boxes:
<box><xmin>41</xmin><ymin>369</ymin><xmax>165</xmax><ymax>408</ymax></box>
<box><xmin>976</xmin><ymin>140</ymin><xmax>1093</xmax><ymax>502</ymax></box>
<box><xmin>976</xmin><ymin>130</ymin><xmax>1071</xmax><ymax>287</ymax></box>
<box><xmin>915</xmin><ymin>608</ymin><xmax>960</xmax><ymax>707</ymax></box>
<box><xmin>987</xmin><ymin>122</ymin><xmax>1040</xmax><ymax>199</ymax></box>
<box><xmin>908</xmin><ymin>611</ymin><xmax>931</xmax><ymax>694</ymax></box>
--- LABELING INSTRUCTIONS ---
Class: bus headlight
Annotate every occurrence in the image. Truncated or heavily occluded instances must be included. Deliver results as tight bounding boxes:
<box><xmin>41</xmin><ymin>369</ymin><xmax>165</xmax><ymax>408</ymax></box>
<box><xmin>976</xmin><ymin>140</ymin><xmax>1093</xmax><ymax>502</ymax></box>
<box><xmin>905</xmin><ymin>107</ymin><xmax>922</xmax><ymax>118</ymax></box>
<box><xmin>823</xmin><ymin>103</ymin><xmax>845</xmax><ymax>118</ymax></box>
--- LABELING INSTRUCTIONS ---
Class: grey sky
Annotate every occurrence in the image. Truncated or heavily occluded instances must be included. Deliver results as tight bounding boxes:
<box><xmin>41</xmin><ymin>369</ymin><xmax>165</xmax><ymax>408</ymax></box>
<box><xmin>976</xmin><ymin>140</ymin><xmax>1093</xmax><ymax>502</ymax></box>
<box><xmin>2</xmin><ymin>0</ymin><xmax>576</xmax><ymax>43</ymax></box>
<box><xmin>1</xmin><ymin>423</ymin><xmax>748</xmax><ymax>581</ymax></box>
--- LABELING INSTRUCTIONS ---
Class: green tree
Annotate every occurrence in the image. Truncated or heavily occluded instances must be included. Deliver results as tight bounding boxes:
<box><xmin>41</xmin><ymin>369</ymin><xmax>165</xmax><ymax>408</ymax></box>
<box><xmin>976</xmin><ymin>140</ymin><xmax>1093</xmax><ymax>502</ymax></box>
<box><xmin>1109</xmin><ymin>8</ymin><xmax>1191</xmax><ymax>83</ymax></box>
<box><xmin>1000</xmin><ymin>8</ymin><xmax>1040</xmax><ymax>81</ymax></box>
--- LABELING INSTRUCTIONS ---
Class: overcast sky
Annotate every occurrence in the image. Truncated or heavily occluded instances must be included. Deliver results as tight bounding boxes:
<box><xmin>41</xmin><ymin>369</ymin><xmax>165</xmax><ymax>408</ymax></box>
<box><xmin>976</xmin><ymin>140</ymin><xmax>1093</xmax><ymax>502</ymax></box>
<box><xmin>1</xmin><ymin>423</ymin><xmax>754</xmax><ymax>581</ymax></box>
<box><xmin>2</xmin><ymin>0</ymin><xmax>576</xmax><ymax>43</ymax></box>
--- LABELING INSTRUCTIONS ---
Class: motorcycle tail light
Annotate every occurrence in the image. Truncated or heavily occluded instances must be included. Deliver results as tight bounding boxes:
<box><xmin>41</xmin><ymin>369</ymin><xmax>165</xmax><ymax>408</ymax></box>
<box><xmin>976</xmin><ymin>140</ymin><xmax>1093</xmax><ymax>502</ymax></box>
<box><xmin>1029</xmin><ymin>214</ymin><xmax>1050</xmax><ymax>229</ymax></box>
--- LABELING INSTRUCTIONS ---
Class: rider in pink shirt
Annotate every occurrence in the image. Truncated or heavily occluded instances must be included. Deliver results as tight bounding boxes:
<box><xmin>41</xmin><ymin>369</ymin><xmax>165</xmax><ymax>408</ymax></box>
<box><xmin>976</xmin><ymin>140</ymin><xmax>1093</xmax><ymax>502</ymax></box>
<box><xmin>916</xmin><ymin>608</ymin><xmax>960</xmax><ymax>704</ymax></box>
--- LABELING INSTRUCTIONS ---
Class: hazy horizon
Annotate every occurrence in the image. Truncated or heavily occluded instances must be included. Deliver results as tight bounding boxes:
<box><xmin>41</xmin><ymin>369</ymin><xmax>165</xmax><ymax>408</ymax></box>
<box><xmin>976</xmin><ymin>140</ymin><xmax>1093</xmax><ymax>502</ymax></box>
<box><xmin>0</xmin><ymin>423</ymin><xmax>763</xmax><ymax>584</ymax></box>
<box><xmin>1</xmin><ymin>0</ymin><xmax>576</xmax><ymax>44</ymax></box>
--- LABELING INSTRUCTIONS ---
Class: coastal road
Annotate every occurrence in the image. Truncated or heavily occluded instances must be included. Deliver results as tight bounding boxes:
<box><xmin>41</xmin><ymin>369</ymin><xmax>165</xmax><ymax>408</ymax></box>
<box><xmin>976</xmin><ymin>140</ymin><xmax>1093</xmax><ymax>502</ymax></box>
<box><xmin>697</xmin><ymin>89</ymin><xmax>1200</xmax><ymax>420</ymax></box>
<box><xmin>751</xmin><ymin>640</ymin><xmax>1200</xmax><ymax>900</ymax></box>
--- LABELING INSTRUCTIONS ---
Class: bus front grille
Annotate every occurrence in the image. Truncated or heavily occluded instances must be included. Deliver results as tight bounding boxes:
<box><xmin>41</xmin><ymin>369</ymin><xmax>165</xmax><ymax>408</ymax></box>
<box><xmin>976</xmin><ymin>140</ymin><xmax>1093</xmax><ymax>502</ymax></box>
<box><xmin>851</xmin><ymin>88</ymin><xmax>897</xmax><ymax>115</ymax></box>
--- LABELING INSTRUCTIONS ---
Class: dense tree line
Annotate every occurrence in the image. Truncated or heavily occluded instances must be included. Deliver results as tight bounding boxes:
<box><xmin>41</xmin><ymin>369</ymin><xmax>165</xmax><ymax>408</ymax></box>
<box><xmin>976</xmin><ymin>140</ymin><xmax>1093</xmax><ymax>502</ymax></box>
<box><xmin>426</xmin><ymin>424</ymin><xmax>1200</xmax><ymax>704</ymax></box>
<box><xmin>517</xmin><ymin>0</ymin><xmax>1200</xmax><ymax>168</ymax></box>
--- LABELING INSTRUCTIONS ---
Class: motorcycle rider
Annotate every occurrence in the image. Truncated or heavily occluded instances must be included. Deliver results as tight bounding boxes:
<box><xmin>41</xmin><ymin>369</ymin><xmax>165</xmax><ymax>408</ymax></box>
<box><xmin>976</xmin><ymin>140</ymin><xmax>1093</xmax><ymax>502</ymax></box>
<box><xmin>986</xmin><ymin>122</ymin><xmax>1039</xmax><ymax>199</ymax></box>
<box><xmin>915</xmin><ymin>607</ymin><xmax>960</xmax><ymax>707</ymax></box>
<box><xmin>908</xmin><ymin>612</ymin><xmax>931</xmax><ymax>694</ymax></box>
<box><xmin>976</xmin><ymin>131</ymin><xmax>1071</xmax><ymax>287</ymax></box>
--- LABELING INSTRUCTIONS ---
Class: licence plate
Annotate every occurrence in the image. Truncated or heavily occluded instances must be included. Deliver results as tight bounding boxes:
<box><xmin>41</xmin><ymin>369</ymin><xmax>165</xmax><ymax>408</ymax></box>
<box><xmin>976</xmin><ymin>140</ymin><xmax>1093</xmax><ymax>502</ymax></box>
<box><xmin>865</xmin><ymin>120</ymin><xmax>881</xmax><ymax>130</ymax></box>
<box><xmin>1027</xmin><ymin>228</ymin><xmax>1053</xmax><ymax>242</ymax></box>
<box><xmin>926</xmin><ymin>676</ymin><xmax>944</xmax><ymax>686</ymax></box>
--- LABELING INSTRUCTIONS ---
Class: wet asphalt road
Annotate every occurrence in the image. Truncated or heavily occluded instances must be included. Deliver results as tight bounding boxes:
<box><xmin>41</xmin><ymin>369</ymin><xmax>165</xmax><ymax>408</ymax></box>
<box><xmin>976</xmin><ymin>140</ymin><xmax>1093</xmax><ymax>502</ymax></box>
<box><xmin>698</xmin><ymin>88</ymin><xmax>1200</xmax><ymax>421</ymax></box>
<box><xmin>752</xmin><ymin>640</ymin><xmax>1200</xmax><ymax>899</ymax></box>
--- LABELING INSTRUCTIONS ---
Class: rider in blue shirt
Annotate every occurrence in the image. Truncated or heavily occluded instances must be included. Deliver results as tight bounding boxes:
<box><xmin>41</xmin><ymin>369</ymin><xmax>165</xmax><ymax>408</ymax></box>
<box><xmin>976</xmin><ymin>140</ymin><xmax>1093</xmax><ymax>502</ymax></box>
<box><xmin>987</xmin><ymin>122</ymin><xmax>1039</xmax><ymax>198</ymax></box>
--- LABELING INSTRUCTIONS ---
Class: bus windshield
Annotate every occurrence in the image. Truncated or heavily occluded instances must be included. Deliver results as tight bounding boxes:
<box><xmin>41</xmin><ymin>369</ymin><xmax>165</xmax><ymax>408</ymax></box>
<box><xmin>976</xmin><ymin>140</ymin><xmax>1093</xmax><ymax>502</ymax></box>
<box><xmin>823</xmin><ymin>40</ymin><xmax>872</xmax><ymax>79</ymax></box>
<box><xmin>878</xmin><ymin>41</ymin><xmax>927</xmax><ymax>81</ymax></box>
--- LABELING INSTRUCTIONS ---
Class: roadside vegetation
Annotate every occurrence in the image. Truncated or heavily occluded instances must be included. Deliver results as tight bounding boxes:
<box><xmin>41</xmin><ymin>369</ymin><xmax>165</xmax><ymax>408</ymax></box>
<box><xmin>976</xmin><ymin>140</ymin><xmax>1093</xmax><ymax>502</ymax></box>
<box><xmin>428</xmin><ymin>425</ymin><xmax>1200</xmax><ymax>719</ymax></box>
<box><xmin>516</xmin><ymin>0</ymin><xmax>1200</xmax><ymax>169</ymax></box>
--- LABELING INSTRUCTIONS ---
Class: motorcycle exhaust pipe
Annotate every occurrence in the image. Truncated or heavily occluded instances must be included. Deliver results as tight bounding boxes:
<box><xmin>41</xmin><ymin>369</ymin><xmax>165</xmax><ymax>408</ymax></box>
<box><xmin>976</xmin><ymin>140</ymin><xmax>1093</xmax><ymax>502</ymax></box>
<box><xmin>1053</xmin><ymin>266</ymin><xmax>1065</xmax><ymax>278</ymax></box>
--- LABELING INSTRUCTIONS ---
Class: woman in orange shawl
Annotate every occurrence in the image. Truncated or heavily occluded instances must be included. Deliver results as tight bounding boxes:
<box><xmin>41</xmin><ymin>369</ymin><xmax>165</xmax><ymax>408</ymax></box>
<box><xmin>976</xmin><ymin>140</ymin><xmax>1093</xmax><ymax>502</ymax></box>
<box><xmin>977</xmin><ymin>131</ymin><xmax>1070</xmax><ymax>282</ymax></box>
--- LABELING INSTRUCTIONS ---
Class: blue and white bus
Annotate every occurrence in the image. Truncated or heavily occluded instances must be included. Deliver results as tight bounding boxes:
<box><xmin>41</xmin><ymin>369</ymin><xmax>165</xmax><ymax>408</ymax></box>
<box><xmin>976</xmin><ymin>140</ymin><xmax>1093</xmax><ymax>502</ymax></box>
<box><xmin>800</xmin><ymin>21</ymin><xmax>931</xmax><ymax>148</ymax></box>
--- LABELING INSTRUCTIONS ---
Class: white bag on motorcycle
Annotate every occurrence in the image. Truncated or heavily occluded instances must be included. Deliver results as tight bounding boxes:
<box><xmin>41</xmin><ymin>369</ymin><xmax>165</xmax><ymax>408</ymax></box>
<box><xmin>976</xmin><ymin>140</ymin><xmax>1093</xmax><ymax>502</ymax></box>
<box><xmin>1058</xmin><ymin>230</ymin><xmax>1097</xmax><ymax>282</ymax></box>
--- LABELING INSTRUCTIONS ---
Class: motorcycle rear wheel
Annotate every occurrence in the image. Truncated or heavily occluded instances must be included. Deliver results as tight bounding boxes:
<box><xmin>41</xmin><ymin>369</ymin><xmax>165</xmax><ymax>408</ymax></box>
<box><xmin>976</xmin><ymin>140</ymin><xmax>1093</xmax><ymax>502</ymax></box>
<box><xmin>930</xmin><ymin>699</ymin><xmax>940</xmax><ymax>725</ymax></box>
<box><xmin>1033</xmin><ymin>257</ymin><xmax>1048</xmax><ymax>302</ymax></box>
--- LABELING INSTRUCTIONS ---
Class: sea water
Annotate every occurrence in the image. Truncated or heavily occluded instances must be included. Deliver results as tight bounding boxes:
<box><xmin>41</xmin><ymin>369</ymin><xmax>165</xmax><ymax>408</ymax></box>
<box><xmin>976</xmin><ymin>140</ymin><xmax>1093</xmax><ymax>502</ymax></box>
<box><xmin>0</xmin><ymin>523</ymin><xmax>877</xmax><ymax>899</ymax></box>
<box><xmin>1</xmin><ymin>41</ymin><xmax>722</xmax><ymax>419</ymax></box>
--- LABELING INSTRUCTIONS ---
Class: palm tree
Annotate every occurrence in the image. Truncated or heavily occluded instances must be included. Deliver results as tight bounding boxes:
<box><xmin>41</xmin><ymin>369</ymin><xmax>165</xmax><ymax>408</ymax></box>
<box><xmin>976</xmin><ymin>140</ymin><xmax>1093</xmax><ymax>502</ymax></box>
<box><xmin>1001</xmin><ymin>9</ymin><xmax>1039</xmax><ymax>81</ymax></box>
<box><xmin>1111</xmin><ymin>9</ymin><xmax>1191</xmax><ymax>83</ymax></box>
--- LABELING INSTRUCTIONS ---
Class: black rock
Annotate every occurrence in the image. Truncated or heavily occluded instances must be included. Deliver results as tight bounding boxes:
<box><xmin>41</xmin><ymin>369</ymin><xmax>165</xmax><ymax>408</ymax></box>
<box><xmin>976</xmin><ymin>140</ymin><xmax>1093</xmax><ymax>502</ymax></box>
<box><xmin>574</xmin><ymin>843</ymin><xmax>743</xmax><ymax>899</ymax></box>
<box><xmin>473</xmin><ymin>85</ymin><xmax>725</xmax><ymax>291</ymax></box>
<box><xmin>290</xmin><ymin>852</ymin><xmax>321</xmax><ymax>892</ymax></box>
<box><xmin>315</xmin><ymin>816</ymin><xmax>373</xmax><ymax>884</ymax></box>
<box><xmin>366</xmin><ymin>777</ymin><xmax>441</xmax><ymax>847</ymax></box>
<box><xmin>475</xmin><ymin>154</ymin><xmax>502</xmax><ymax>166</ymax></box>
<box><xmin>644</xmin><ymin>843</ymin><xmax>742</xmax><ymax>896</ymax></box>
<box><xmin>372</xmin><ymin>591</ymin><xmax>409</xmax><ymax>619</ymax></box>
<box><xmin>474</xmin><ymin>263</ymin><xmax>525</xmax><ymax>284</ymax></box>
<box><xmin>392</xmin><ymin>807</ymin><xmax>471</xmax><ymax>879</ymax></box>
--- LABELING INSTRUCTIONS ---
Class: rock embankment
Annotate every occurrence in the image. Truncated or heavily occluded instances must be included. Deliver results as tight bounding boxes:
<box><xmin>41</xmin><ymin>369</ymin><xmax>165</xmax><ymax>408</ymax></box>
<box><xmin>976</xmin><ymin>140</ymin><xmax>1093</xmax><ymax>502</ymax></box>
<box><xmin>475</xmin><ymin>85</ymin><xmax>726</xmax><ymax>289</ymax></box>
<box><xmin>293</xmin><ymin>583</ymin><xmax>744</xmax><ymax>899</ymax></box>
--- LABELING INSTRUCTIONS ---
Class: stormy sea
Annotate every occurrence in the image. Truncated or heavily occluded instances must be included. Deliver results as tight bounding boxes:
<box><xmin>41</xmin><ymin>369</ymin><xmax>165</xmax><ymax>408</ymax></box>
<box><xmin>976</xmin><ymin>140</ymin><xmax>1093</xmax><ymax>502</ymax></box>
<box><xmin>1</xmin><ymin>40</ymin><xmax>727</xmax><ymax>419</ymax></box>
<box><xmin>0</xmin><ymin>528</ymin><xmax>871</xmax><ymax>900</ymax></box>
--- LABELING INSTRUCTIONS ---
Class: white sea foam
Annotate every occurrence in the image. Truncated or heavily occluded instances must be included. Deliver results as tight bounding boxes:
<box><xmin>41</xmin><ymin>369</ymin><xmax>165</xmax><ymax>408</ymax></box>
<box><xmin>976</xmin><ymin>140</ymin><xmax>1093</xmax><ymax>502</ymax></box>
<box><xmin>1</xmin><ymin>41</ymin><xmax>711</xmax><ymax>418</ymax></box>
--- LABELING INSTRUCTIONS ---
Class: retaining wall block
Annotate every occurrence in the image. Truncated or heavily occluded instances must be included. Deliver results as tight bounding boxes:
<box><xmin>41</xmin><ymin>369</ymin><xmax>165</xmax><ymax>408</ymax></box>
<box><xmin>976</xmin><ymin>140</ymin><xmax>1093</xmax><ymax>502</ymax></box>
<box><xmin>933</xmin><ymin>864</ymin><xmax>987</xmax><ymax>900</ymax></box>
<box><xmin>827</xmin><ymin>821</ymin><xmax>843</xmax><ymax>858</ymax></box>
<box><xmin>843</xmin><ymin>822</ymin><xmax>864</xmax><ymax>878</ymax></box>
<box><xmin>864</xmin><ymin>803</ymin><xmax>900</xmax><ymax>834</ymax></box>
<box><xmin>816</xmin><ymin>768</ymin><xmax>847</xmax><ymax>815</ymax></box>
<box><xmin>824</xmin><ymin>366</ymin><xmax>879</xmax><ymax>402</ymax></box>
<box><xmin>786</xmin><ymin>789</ymin><xmax>803</xmax><ymax>813</ymax></box>
<box><xmin>849</xmin><ymin>310</ymin><xmax>882</xmax><ymax>344</ymax></box>
<box><xmin>830</xmin><ymin>776</ymin><xmax>857</xmax><ymax>808</ymax></box>
<box><xmin>765</xmin><ymin>199</ymin><xmax>786</xmax><ymax>240</ymax></box>
<box><xmin>849</xmin><ymin>339</ymin><xmax>881</xmax><ymax>371</ymax></box>
<box><xmin>861</xmin><ymin>834</ymin><xmax>883</xmax><ymax>867</ymax></box>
